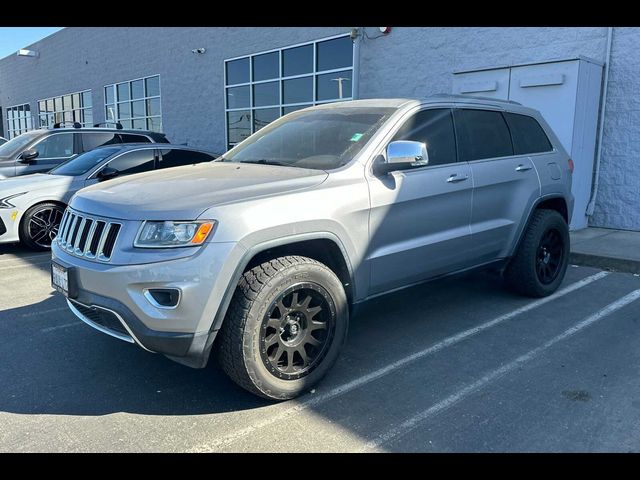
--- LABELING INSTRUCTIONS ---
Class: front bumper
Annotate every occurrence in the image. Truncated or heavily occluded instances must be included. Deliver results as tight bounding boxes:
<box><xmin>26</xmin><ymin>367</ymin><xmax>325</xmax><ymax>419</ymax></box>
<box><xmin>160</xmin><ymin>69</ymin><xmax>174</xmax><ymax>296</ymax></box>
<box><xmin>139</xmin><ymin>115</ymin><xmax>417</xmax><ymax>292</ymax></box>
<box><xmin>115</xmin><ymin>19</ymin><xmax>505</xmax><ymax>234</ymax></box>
<box><xmin>52</xmin><ymin>239</ymin><xmax>247</xmax><ymax>367</ymax></box>
<box><xmin>0</xmin><ymin>209</ymin><xmax>20</xmax><ymax>243</ymax></box>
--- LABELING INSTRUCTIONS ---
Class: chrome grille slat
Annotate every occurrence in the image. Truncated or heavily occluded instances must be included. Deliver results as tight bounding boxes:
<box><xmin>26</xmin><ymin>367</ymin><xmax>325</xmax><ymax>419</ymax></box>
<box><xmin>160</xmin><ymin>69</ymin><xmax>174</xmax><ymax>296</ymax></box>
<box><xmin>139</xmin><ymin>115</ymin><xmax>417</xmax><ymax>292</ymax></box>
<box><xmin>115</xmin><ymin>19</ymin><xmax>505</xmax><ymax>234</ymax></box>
<box><xmin>61</xmin><ymin>213</ymin><xmax>74</xmax><ymax>245</ymax></box>
<box><xmin>73</xmin><ymin>218</ymin><xmax>86</xmax><ymax>252</ymax></box>
<box><xmin>83</xmin><ymin>220</ymin><xmax>98</xmax><ymax>255</ymax></box>
<box><xmin>60</xmin><ymin>212</ymin><xmax>73</xmax><ymax>246</ymax></box>
<box><xmin>56</xmin><ymin>208</ymin><xmax>122</xmax><ymax>262</ymax></box>
<box><xmin>58</xmin><ymin>211</ymin><xmax>70</xmax><ymax>242</ymax></box>
<box><xmin>65</xmin><ymin>215</ymin><xmax>80</xmax><ymax>250</ymax></box>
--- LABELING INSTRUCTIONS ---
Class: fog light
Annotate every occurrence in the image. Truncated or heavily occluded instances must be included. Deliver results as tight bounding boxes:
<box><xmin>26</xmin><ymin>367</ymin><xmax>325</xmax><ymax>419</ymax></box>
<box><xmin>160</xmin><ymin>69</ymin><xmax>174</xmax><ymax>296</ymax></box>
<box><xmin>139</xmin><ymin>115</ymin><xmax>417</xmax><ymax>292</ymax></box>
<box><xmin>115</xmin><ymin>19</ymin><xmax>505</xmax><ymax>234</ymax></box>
<box><xmin>144</xmin><ymin>288</ymin><xmax>181</xmax><ymax>309</ymax></box>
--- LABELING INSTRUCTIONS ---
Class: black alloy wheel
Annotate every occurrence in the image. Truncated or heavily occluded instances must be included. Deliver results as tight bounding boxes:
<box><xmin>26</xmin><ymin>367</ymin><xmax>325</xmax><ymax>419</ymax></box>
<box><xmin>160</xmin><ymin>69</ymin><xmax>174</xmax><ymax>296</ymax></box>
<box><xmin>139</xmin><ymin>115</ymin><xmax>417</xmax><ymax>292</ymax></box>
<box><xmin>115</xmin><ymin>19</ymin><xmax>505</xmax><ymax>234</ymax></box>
<box><xmin>260</xmin><ymin>283</ymin><xmax>336</xmax><ymax>380</ymax></box>
<box><xmin>536</xmin><ymin>228</ymin><xmax>564</xmax><ymax>285</ymax></box>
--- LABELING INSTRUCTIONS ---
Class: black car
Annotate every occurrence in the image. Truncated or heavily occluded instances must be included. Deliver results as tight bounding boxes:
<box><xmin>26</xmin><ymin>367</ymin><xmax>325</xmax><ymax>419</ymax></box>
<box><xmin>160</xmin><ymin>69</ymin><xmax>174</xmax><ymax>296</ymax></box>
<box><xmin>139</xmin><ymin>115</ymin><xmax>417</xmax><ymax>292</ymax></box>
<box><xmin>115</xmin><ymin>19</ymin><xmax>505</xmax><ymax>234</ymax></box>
<box><xmin>0</xmin><ymin>122</ymin><xmax>169</xmax><ymax>179</ymax></box>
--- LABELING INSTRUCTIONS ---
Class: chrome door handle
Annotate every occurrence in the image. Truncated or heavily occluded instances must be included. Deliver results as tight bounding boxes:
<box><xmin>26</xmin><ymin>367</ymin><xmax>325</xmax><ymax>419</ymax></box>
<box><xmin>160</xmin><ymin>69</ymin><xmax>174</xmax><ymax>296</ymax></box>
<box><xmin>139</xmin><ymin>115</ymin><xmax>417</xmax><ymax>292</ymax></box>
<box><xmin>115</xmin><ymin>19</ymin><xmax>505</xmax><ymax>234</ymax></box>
<box><xmin>447</xmin><ymin>174</ymin><xmax>469</xmax><ymax>183</ymax></box>
<box><xmin>515</xmin><ymin>164</ymin><xmax>532</xmax><ymax>172</ymax></box>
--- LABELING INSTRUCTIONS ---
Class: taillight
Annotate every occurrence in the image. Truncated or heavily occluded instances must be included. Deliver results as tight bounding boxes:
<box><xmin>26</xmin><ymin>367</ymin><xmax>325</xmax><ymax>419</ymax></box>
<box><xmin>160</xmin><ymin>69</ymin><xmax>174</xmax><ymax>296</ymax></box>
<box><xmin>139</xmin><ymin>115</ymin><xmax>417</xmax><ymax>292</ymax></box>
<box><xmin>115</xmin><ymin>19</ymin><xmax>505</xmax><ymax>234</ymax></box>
<box><xmin>568</xmin><ymin>158</ymin><xmax>574</xmax><ymax>174</ymax></box>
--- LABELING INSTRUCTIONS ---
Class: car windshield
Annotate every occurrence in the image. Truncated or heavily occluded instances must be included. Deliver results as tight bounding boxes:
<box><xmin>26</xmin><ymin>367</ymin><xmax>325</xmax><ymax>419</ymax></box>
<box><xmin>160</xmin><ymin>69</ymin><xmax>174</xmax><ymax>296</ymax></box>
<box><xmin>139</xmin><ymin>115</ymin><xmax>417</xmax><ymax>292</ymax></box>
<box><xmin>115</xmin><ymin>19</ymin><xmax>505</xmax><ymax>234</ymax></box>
<box><xmin>221</xmin><ymin>106</ymin><xmax>396</xmax><ymax>170</ymax></box>
<box><xmin>0</xmin><ymin>131</ymin><xmax>43</xmax><ymax>157</ymax></box>
<box><xmin>49</xmin><ymin>146</ymin><xmax>121</xmax><ymax>176</ymax></box>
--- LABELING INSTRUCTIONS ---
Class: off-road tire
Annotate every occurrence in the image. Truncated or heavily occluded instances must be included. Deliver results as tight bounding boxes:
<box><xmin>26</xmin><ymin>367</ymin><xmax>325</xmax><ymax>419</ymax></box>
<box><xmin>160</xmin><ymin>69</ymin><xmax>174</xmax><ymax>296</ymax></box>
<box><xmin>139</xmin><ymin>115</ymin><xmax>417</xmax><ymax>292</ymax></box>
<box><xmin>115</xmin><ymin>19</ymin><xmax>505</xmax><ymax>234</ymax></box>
<box><xmin>504</xmin><ymin>209</ymin><xmax>570</xmax><ymax>298</ymax></box>
<box><xmin>217</xmin><ymin>255</ymin><xmax>349</xmax><ymax>400</ymax></box>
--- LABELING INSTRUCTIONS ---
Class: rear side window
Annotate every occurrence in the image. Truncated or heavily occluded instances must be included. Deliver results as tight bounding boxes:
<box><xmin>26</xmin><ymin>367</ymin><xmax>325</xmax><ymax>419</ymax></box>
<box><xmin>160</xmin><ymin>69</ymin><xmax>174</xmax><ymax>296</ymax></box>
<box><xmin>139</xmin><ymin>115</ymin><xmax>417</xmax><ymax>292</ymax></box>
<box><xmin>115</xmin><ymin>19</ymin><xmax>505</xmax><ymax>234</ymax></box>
<box><xmin>503</xmin><ymin>112</ymin><xmax>553</xmax><ymax>155</ymax></box>
<box><xmin>454</xmin><ymin>109</ymin><xmax>513</xmax><ymax>161</ymax></box>
<box><xmin>105</xmin><ymin>149</ymin><xmax>156</xmax><ymax>176</ymax></box>
<box><xmin>158</xmin><ymin>149</ymin><xmax>215</xmax><ymax>169</ymax></box>
<box><xmin>81</xmin><ymin>132</ymin><xmax>121</xmax><ymax>151</ymax></box>
<box><xmin>391</xmin><ymin>108</ymin><xmax>457</xmax><ymax>166</ymax></box>
<box><xmin>119</xmin><ymin>133</ymin><xmax>152</xmax><ymax>143</ymax></box>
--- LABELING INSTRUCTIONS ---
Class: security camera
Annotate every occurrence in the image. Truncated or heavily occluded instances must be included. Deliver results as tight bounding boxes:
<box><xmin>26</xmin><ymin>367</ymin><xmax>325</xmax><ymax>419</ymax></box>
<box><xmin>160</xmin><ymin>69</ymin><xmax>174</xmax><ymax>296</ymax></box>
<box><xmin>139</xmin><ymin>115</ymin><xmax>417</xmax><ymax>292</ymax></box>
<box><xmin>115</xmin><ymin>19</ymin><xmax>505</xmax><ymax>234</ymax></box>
<box><xmin>192</xmin><ymin>48</ymin><xmax>206</xmax><ymax>54</ymax></box>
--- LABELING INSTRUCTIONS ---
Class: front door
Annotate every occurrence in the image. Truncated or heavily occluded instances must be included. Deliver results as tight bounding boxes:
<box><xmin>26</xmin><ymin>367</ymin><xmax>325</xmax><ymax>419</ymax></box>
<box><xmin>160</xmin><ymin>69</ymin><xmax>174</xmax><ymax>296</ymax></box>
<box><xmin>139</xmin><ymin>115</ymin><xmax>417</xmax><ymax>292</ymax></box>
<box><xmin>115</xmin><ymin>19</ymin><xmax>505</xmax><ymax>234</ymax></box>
<box><xmin>14</xmin><ymin>132</ymin><xmax>76</xmax><ymax>176</ymax></box>
<box><xmin>366</xmin><ymin>108</ymin><xmax>474</xmax><ymax>296</ymax></box>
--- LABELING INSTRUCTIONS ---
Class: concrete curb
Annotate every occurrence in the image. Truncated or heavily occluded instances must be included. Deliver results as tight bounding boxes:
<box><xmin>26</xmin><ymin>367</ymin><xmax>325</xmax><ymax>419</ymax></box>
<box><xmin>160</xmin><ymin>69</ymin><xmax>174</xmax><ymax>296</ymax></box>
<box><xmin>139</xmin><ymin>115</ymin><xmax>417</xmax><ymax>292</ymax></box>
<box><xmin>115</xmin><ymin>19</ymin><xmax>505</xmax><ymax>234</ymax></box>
<box><xmin>569</xmin><ymin>252</ymin><xmax>640</xmax><ymax>275</ymax></box>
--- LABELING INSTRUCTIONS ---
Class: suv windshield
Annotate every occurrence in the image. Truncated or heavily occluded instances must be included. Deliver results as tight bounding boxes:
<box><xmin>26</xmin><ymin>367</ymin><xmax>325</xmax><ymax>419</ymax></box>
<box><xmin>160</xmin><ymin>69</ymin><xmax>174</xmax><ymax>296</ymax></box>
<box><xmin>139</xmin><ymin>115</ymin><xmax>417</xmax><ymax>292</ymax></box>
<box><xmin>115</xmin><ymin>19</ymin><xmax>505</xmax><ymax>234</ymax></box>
<box><xmin>49</xmin><ymin>146</ymin><xmax>121</xmax><ymax>176</ymax></box>
<box><xmin>0</xmin><ymin>131</ymin><xmax>44</xmax><ymax>157</ymax></box>
<box><xmin>222</xmin><ymin>106</ymin><xmax>395</xmax><ymax>170</ymax></box>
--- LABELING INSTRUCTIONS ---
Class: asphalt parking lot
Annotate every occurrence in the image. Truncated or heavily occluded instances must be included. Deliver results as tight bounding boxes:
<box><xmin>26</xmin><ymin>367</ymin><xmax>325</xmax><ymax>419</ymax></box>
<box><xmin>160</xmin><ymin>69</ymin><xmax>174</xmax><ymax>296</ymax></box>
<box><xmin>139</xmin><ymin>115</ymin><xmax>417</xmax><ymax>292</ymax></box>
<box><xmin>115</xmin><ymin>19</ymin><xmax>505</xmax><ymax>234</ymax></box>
<box><xmin>1</xmin><ymin>243</ymin><xmax>640</xmax><ymax>452</ymax></box>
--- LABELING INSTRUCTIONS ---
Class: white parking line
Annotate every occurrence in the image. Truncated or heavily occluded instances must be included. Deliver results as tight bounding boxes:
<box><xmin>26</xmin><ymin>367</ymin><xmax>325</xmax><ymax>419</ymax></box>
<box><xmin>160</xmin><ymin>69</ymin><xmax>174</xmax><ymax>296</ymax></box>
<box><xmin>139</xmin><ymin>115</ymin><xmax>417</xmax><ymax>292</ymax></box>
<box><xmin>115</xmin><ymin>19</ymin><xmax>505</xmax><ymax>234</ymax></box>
<box><xmin>21</xmin><ymin>307</ymin><xmax>69</xmax><ymax>318</ymax></box>
<box><xmin>0</xmin><ymin>261</ymin><xmax>51</xmax><ymax>271</ymax></box>
<box><xmin>186</xmin><ymin>271</ymin><xmax>610</xmax><ymax>452</ymax></box>
<box><xmin>0</xmin><ymin>254</ymin><xmax>50</xmax><ymax>264</ymax></box>
<box><xmin>41</xmin><ymin>322</ymin><xmax>82</xmax><ymax>333</ymax></box>
<box><xmin>359</xmin><ymin>288</ymin><xmax>640</xmax><ymax>452</ymax></box>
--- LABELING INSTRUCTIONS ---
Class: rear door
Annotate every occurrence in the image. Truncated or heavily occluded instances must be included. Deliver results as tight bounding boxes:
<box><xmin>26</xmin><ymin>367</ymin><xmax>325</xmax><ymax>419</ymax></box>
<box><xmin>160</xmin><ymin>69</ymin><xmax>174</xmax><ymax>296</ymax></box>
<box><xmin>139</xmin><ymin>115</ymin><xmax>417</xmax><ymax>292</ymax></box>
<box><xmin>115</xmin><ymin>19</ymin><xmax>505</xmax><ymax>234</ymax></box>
<box><xmin>454</xmin><ymin>108</ymin><xmax>541</xmax><ymax>262</ymax></box>
<box><xmin>14</xmin><ymin>132</ymin><xmax>76</xmax><ymax>176</ymax></box>
<box><xmin>79</xmin><ymin>132</ymin><xmax>121</xmax><ymax>153</ymax></box>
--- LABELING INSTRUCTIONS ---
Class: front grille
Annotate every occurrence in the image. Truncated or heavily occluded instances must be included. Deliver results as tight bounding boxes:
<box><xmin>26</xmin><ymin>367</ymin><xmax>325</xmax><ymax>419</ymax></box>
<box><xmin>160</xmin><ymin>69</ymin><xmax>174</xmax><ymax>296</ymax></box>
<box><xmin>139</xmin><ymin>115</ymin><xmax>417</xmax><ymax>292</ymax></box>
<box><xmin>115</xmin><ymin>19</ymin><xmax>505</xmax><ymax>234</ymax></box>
<box><xmin>57</xmin><ymin>208</ymin><xmax>122</xmax><ymax>262</ymax></box>
<box><xmin>70</xmin><ymin>300</ymin><xmax>129</xmax><ymax>336</ymax></box>
<box><xmin>0</xmin><ymin>217</ymin><xmax>6</xmax><ymax>236</ymax></box>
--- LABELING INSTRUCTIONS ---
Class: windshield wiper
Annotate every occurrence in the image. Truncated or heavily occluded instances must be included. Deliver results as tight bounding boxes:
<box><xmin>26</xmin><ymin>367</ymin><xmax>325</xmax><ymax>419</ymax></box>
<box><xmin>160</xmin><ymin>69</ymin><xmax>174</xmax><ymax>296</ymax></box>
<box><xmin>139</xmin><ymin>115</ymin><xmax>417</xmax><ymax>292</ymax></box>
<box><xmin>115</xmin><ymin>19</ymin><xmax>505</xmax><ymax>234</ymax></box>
<box><xmin>240</xmin><ymin>159</ymin><xmax>292</xmax><ymax>167</ymax></box>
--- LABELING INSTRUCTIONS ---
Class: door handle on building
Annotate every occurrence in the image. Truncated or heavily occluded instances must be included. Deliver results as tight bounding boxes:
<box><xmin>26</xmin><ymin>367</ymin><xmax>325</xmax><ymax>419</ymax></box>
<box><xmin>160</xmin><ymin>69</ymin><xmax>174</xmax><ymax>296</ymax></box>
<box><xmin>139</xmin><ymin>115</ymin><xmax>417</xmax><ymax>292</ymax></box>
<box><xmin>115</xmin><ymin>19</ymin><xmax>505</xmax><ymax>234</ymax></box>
<box><xmin>515</xmin><ymin>164</ymin><xmax>532</xmax><ymax>172</ymax></box>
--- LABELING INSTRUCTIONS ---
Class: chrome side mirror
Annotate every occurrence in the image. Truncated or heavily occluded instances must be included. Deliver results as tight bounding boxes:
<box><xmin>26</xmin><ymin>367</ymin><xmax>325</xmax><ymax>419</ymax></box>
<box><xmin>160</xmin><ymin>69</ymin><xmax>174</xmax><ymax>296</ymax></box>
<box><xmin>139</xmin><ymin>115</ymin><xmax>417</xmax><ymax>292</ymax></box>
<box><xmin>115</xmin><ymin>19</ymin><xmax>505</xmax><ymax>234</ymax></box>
<box><xmin>373</xmin><ymin>141</ymin><xmax>429</xmax><ymax>176</ymax></box>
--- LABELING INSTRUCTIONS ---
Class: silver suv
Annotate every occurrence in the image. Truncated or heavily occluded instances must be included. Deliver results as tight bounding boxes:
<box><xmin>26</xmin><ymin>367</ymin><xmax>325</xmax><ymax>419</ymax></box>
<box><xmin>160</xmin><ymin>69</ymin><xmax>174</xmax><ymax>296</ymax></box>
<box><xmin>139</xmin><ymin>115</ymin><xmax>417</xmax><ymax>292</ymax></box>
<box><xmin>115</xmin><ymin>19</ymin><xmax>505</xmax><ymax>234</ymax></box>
<box><xmin>51</xmin><ymin>96</ymin><xmax>574</xmax><ymax>400</ymax></box>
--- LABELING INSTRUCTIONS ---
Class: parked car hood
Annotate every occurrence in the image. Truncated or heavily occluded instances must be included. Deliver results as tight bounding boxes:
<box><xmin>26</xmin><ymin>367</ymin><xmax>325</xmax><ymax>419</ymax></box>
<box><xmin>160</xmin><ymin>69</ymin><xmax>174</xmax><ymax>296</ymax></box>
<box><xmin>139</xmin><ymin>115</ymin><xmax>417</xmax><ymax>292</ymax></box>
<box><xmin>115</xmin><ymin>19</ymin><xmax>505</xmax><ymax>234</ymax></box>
<box><xmin>70</xmin><ymin>162</ymin><xmax>329</xmax><ymax>220</ymax></box>
<box><xmin>0</xmin><ymin>173</ymin><xmax>74</xmax><ymax>196</ymax></box>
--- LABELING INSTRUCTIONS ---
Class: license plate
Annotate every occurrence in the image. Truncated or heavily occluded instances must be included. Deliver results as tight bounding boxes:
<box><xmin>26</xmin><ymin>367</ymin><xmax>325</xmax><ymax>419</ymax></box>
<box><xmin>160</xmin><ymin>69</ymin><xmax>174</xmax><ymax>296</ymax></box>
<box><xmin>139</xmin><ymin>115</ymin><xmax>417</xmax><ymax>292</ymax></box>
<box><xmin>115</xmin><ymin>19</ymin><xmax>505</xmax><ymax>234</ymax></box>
<box><xmin>51</xmin><ymin>262</ymin><xmax>69</xmax><ymax>297</ymax></box>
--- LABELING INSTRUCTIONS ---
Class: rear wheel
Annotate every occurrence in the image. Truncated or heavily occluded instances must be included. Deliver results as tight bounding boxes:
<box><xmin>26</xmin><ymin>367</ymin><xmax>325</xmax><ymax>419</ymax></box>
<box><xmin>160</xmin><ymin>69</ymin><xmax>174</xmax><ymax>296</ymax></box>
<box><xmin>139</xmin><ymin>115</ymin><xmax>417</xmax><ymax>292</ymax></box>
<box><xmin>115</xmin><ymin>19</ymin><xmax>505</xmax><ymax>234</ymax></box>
<box><xmin>20</xmin><ymin>202</ymin><xmax>66</xmax><ymax>251</ymax></box>
<box><xmin>217</xmin><ymin>255</ymin><xmax>349</xmax><ymax>400</ymax></box>
<box><xmin>504</xmin><ymin>209</ymin><xmax>570</xmax><ymax>297</ymax></box>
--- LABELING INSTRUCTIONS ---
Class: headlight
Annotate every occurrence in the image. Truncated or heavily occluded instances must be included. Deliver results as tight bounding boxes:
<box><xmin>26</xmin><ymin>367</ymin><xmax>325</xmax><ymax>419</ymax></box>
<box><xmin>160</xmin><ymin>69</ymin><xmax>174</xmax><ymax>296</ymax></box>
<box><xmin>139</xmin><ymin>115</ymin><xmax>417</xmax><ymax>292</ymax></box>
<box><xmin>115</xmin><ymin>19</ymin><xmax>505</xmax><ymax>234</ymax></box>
<box><xmin>0</xmin><ymin>192</ymin><xmax>26</xmax><ymax>209</ymax></box>
<box><xmin>134</xmin><ymin>220</ymin><xmax>216</xmax><ymax>248</ymax></box>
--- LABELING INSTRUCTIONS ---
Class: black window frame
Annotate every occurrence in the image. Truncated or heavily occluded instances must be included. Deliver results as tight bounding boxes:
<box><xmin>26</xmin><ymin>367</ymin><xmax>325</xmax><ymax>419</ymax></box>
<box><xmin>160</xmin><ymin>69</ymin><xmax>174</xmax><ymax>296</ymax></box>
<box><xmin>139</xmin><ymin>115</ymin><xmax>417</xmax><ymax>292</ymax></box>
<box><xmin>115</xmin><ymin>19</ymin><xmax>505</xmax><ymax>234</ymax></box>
<box><xmin>91</xmin><ymin>147</ymin><xmax>158</xmax><ymax>179</ymax></box>
<box><xmin>452</xmin><ymin>107</ymin><xmax>515</xmax><ymax>162</ymax></box>
<box><xmin>157</xmin><ymin>148</ymin><xmax>216</xmax><ymax>169</ymax></box>
<box><xmin>79</xmin><ymin>131</ymin><xmax>122</xmax><ymax>152</ymax></box>
<box><xmin>389</xmin><ymin>107</ymin><xmax>460</xmax><ymax>169</ymax></box>
<box><xmin>502</xmin><ymin>111</ymin><xmax>554</xmax><ymax>156</ymax></box>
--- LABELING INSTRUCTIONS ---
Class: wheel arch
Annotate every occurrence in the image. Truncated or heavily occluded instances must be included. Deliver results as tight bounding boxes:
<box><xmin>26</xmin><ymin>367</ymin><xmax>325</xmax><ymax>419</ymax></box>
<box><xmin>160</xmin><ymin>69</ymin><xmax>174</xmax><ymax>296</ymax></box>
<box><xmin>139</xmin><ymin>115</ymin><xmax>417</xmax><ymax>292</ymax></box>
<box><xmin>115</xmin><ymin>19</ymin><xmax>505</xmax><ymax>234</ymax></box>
<box><xmin>508</xmin><ymin>194</ymin><xmax>569</xmax><ymax>259</ymax></box>
<box><xmin>211</xmin><ymin>232</ymin><xmax>356</xmax><ymax>336</ymax></box>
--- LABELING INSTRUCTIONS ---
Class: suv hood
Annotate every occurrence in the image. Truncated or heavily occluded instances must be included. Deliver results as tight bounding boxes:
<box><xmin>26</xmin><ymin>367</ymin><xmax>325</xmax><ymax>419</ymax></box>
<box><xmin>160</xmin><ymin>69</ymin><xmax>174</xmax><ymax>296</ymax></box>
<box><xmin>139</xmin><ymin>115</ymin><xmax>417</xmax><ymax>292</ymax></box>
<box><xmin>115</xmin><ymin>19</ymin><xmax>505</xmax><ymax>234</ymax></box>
<box><xmin>70</xmin><ymin>162</ymin><xmax>328</xmax><ymax>220</ymax></box>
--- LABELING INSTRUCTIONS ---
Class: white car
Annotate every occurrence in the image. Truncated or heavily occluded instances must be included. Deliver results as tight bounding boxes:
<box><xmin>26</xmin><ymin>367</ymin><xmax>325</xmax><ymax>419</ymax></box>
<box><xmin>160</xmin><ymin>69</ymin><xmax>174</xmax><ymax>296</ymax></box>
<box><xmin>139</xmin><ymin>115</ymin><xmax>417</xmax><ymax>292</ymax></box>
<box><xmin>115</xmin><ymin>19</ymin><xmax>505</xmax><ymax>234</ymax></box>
<box><xmin>0</xmin><ymin>143</ymin><xmax>217</xmax><ymax>250</ymax></box>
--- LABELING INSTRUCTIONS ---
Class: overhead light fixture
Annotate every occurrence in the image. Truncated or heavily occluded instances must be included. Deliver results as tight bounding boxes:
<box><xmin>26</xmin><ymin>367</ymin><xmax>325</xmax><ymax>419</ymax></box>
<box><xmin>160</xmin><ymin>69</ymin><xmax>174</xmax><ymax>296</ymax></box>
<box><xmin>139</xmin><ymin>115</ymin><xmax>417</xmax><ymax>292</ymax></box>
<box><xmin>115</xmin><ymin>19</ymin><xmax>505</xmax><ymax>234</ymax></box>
<box><xmin>17</xmin><ymin>49</ymin><xmax>39</xmax><ymax>57</ymax></box>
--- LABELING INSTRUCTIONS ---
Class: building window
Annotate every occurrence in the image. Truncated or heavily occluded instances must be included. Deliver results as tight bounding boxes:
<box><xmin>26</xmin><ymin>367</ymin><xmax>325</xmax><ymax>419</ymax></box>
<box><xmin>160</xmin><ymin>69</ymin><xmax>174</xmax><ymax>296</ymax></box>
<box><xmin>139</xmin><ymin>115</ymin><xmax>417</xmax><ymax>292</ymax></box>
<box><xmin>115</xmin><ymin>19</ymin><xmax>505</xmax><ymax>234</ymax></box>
<box><xmin>38</xmin><ymin>90</ymin><xmax>93</xmax><ymax>129</ymax></box>
<box><xmin>224</xmin><ymin>34</ymin><xmax>355</xmax><ymax>150</ymax></box>
<box><xmin>6</xmin><ymin>104</ymin><xmax>34</xmax><ymax>139</ymax></box>
<box><xmin>104</xmin><ymin>75</ymin><xmax>162</xmax><ymax>132</ymax></box>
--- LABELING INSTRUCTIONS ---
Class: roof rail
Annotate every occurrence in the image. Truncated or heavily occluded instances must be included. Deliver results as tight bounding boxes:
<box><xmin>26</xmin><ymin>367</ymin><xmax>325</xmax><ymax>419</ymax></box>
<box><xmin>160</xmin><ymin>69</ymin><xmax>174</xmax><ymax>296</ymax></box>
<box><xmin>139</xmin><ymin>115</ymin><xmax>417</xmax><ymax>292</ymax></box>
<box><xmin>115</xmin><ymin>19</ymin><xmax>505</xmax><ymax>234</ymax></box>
<box><xmin>53</xmin><ymin>121</ymin><xmax>82</xmax><ymax>129</ymax></box>
<box><xmin>93</xmin><ymin>121</ymin><xmax>123</xmax><ymax>130</ymax></box>
<box><xmin>429</xmin><ymin>93</ymin><xmax>522</xmax><ymax>105</ymax></box>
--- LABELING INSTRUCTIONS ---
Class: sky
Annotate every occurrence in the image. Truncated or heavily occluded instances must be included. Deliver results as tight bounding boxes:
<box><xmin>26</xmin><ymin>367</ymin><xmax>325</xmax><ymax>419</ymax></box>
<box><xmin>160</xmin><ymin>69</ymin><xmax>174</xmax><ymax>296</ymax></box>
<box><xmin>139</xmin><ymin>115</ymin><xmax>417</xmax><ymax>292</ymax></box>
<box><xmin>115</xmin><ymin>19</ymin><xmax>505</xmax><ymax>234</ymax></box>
<box><xmin>0</xmin><ymin>27</ymin><xmax>63</xmax><ymax>60</ymax></box>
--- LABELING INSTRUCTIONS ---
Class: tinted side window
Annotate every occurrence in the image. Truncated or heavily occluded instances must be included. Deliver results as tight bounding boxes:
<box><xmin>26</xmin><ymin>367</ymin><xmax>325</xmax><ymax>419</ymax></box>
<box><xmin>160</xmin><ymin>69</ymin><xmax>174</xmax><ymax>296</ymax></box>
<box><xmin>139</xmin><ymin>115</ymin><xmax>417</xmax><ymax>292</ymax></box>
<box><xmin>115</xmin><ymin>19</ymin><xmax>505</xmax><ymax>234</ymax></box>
<box><xmin>119</xmin><ymin>133</ymin><xmax>152</xmax><ymax>143</ymax></box>
<box><xmin>82</xmin><ymin>132</ymin><xmax>121</xmax><ymax>151</ymax></box>
<box><xmin>454</xmin><ymin>109</ymin><xmax>513</xmax><ymax>161</ymax></box>
<box><xmin>391</xmin><ymin>108</ymin><xmax>457</xmax><ymax>166</ymax></box>
<box><xmin>105</xmin><ymin>149</ymin><xmax>156</xmax><ymax>176</ymax></box>
<box><xmin>503</xmin><ymin>112</ymin><xmax>553</xmax><ymax>155</ymax></box>
<box><xmin>33</xmin><ymin>133</ymin><xmax>74</xmax><ymax>158</ymax></box>
<box><xmin>159</xmin><ymin>149</ymin><xmax>215</xmax><ymax>169</ymax></box>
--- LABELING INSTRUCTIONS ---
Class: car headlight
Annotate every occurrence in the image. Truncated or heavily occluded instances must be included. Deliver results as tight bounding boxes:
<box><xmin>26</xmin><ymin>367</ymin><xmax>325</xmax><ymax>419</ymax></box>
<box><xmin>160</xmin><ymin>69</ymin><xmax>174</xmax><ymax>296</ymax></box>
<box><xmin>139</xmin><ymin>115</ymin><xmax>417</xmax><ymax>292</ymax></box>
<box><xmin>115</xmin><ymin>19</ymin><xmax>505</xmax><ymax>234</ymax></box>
<box><xmin>0</xmin><ymin>192</ymin><xmax>26</xmax><ymax>209</ymax></box>
<box><xmin>134</xmin><ymin>220</ymin><xmax>216</xmax><ymax>248</ymax></box>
